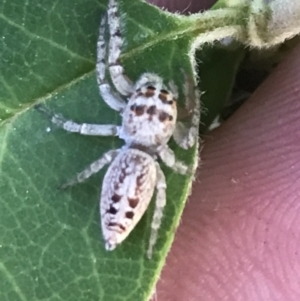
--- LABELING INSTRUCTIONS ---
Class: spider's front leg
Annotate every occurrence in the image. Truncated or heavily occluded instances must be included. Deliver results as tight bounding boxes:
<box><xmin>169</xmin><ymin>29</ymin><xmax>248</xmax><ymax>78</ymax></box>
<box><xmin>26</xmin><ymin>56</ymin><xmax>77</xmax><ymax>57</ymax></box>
<box><xmin>35</xmin><ymin>104</ymin><xmax>120</xmax><ymax>137</ymax></box>
<box><xmin>106</xmin><ymin>0</ymin><xmax>134</xmax><ymax>97</ymax></box>
<box><xmin>173</xmin><ymin>74</ymin><xmax>201</xmax><ymax>149</ymax></box>
<box><xmin>96</xmin><ymin>13</ymin><xmax>127</xmax><ymax>112</ymax></box>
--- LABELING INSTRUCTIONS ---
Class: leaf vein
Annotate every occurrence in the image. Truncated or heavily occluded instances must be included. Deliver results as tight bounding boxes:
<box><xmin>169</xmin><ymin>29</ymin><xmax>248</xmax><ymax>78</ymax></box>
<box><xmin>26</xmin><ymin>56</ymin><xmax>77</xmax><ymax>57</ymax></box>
<box><xmin>0</xmin><ymin>13</ymin><xmax>94</xmax><ymax>64</ymax></box>
<box><xmin>0</xmin><ymin>262</ymin><xmax>28</xmax><ymax>301</ymax></box>
<box><xmin>81</xmin><ymin>228</ymin><xmax>104</xmax><ymax>298</ymax></box>
<box><xmin>0</xmin><ymin>74</ymin><xmax>19</xmax><ymax>105</ymax></box>
<box><xmin>0</xmin><ymin>125</ymin><xmax>9</xmax><ymax>171</ymax></box>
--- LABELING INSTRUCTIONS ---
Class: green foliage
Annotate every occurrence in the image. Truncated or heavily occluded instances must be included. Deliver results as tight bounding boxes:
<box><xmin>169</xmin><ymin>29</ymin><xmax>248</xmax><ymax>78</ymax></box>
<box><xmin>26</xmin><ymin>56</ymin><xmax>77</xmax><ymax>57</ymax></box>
<box><xmin>0</xmin><ymin>1</ymin><xmax>200</xmax><ymax>300</ymax></box>
<box><xmin>1</xmin><ymin>0</ymin><xmax>299</xmax><ymax>300</ymax></box>
<box><xmin>196</xmin><ymin>43</ymin><xmax>244</xmax><ymax>131</ymax></box>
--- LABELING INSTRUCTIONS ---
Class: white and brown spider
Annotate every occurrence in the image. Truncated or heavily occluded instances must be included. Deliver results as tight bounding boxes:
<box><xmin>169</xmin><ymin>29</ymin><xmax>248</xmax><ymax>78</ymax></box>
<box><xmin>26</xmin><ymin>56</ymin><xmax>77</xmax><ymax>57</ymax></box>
<box><xmin>35</xmin><ymin>0</ymin><xmax>200</xmax><ymax>258</ymax></box>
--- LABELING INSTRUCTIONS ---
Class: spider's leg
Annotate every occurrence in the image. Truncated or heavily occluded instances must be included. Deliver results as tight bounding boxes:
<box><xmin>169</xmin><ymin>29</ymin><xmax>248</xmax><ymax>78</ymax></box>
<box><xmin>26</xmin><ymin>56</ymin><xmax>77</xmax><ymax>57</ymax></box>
<box><xmin>107</xmin><ymin>0</ymin><xmax>134</xmax><ymax>96</ymax></box>
<box><xmin>35</xmin><ymin>104</ymin><xmax>120</xmax><ymax>136</ymax></box>
<box><xmin>150</xmin><ymin>145</ymin><xmax>192</xmax><ymax>259</ymax></box>
<box><xmin>59</xmin><ymin>149</ymin><xmax>119</xmax><ymax>189</ymax></box>
<box><xmin>97</xmin><ymin>13</ymin><xmax>126</xmax><ymax>112</ymax></box>
<box><xmin>173</xmin><ymin>73</ymin><xmax>201</xmax><ymax>149</ymax></box>
<box><xmin>147</xmin><ymin>163</ymin><xmax>167</xmax><ymax>259</ymax></box>
<box><xmin>157</xmin><ymin>145</ymin><xmax>190</xmax><ymax>175</ymax></box>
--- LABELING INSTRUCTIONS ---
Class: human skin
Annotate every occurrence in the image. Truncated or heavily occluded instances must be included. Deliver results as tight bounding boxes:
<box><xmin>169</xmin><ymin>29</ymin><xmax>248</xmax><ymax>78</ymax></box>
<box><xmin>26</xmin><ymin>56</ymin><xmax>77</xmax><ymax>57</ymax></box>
<box><xmin>148</xmin><ymin>1</ymin><xmax>300</xmax><ymax>300</ymax></box>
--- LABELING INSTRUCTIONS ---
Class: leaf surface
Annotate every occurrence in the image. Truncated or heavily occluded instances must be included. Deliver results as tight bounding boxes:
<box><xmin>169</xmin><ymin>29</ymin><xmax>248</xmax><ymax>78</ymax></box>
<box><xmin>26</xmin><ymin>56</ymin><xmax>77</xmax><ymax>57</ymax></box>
<box><xmin>0</xmin><ymin>0</ymin><xmax>242</xmax><ymax>300</ymax></box>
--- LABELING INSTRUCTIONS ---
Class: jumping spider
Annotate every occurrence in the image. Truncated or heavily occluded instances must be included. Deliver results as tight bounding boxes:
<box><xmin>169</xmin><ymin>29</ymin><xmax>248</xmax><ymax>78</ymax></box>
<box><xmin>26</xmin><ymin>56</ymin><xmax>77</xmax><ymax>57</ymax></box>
<box><xmin>35</xmin><ymin>0</ymin><xmax>200</xmax><ymax>258</ymax></box>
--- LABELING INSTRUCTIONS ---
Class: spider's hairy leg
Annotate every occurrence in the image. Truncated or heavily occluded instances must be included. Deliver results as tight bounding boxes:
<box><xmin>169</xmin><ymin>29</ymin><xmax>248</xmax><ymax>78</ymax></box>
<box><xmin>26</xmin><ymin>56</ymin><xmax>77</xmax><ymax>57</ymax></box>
<box><xmin>147</xmin><ymin>163</ymin><xmax>167</xmax><ymax>259</ymax></box>
<box><xmin>35</xmin><ymin>104</ymin><xmax>120</xmax><ymax>136</ymax></box>
<box><xmin>97</xmin><ymin>13</ymin><xmax>127</xmax><ymax>112</ymax></box>
<box><xmin>173</xmin><ymin>73</ymin><xmax>201</xmax><ymax>149</ymax></box>
<box><xmin>107</xmin><ymin>0</ymin><xmax>134</xmax><ymax>96</ymax></box>
<box><xmin>158</xmin><ymin>145</ymin><xmax>190</xmax><ymax>175</ymax></box>
<box><xmin>96</xmin><ymin>14</ymin><xmax>108</xmax><ymax>86</ymax></box>
<box><xmin>59</xmin><ymin>149</ymin><xmax>119</xmax><ymax>190</ymax></box>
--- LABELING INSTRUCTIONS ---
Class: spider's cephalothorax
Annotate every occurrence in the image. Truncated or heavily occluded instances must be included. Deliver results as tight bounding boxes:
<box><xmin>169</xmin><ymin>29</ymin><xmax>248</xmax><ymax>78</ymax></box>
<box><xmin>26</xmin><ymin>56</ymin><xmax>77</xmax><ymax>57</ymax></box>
<box><xmin>35</xmin><ymin>0</ymin><xmax>200</xmax><ymax>258</ymax></box>
<box><xmin>120</xmin><ymin>75</ymin><xmax>178</xmax><ymax>147</ymax></box>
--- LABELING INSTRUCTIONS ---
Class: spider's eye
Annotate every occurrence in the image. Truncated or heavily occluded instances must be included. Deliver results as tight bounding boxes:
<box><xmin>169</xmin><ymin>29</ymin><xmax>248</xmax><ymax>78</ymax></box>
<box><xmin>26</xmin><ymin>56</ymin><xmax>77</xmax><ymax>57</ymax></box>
<box><xmin>147</xmin><ymin>85</ymin><xmax>156</xmax><ymax>91</ymax></box>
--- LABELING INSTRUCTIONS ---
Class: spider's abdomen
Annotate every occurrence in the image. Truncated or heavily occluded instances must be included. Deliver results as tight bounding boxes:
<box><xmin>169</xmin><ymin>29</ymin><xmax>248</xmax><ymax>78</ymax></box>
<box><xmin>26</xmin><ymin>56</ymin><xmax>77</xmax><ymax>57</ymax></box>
<box><xmin>100</xmin><ymin>148</ymin><xmax>157</xmax><ymax>250</ymax></box>
<box><xmin>120</xmin><ymin>86</ymin><xmax>177</xmax><ymax>147</ymax></box>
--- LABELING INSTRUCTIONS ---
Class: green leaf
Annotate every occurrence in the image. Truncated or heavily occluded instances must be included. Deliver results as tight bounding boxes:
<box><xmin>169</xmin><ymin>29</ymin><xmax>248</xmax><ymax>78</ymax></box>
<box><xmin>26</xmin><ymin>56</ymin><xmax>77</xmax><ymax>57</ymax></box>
<box><xmin>0</xmin><ymin>1</ymin><xmax>204</xmax><ymax>300</ymax></box>
<box><xmin>197</xmin><ymin>43</ymin><xmax>245</xmax><ymax>131</ymax></box>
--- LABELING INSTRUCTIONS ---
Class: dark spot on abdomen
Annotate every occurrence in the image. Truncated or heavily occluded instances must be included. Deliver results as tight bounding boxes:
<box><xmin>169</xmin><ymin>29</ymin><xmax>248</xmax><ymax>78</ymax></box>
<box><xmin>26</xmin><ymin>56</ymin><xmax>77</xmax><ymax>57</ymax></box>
<box><xmin>158</xmin><ymin>111</ymin><xmax>170</xmax><ymax>122</ymax></box>
<box><xmin>108</xmin><ymin>222</ymin><xmax>126</xmax><ymax>232</ymax></box>
<box><xmin>146</xmin><ymin>105</ymin><xmax>157</xmax><ymax>115</ymax></box>
<box><xmin>130</xmin><ymin>104</ymin><xmax>146</xmax><ymax>116</ymax></box>
<box><xmin>112</xmin><ymin>194</ymin><xmax>121</xmax><ymax>202</ymax></box>
<box><xmin>125</xmin><ymin>211</ymin><xmax>134</xmax><ymax>219</ymax></box>
<box><xmin>135</xmin><ymin>105</ymin><xmax>146</xmax><ymax>116</ymax></box>
<box><xmin>108</xmin><ymin>205</ymin><xmax>117</xmax><ymax>214</ymax></box>
<box><xmin>128</xmin><ymin>197</ymin><xmax>139</xmax><ymax>208</ymax></box>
